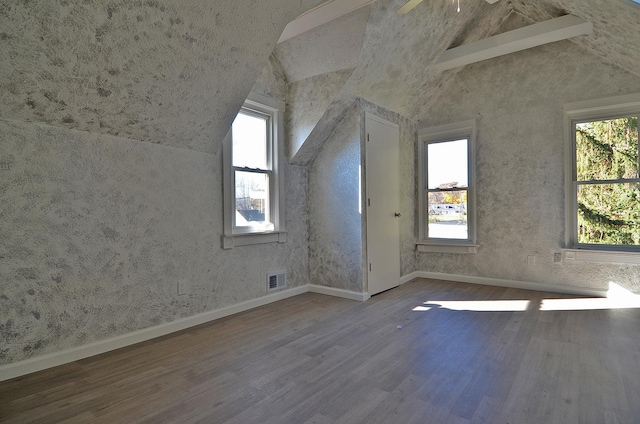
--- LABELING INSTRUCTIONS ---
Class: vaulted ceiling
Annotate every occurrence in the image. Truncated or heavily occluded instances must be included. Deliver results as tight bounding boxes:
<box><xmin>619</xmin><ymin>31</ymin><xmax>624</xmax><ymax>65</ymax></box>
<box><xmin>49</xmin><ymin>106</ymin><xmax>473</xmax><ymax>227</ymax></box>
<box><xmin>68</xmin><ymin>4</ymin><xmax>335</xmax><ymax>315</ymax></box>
<box><xmin>278</xmin><ymin>0</ymin><xmax>640</xmax><ymax>163</ymax></box>
<box><xmin>1</xmin><ymin>0</ymin><xmax>638</xmax><ymax>159</ymax></box>
<box><xmin>0</xmin><ymin>0</ymin><xmax>323</xmax><ymax>153</ymax></box>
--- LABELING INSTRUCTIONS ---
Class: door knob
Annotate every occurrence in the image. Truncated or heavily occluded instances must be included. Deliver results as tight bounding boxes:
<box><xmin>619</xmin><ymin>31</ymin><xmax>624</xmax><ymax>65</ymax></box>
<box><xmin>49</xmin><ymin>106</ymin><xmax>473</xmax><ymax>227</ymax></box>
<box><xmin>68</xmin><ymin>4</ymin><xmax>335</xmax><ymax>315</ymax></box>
<box><xmin>394</xmin><ymin>212</ymin><xmax>401</xmax><ymax>217</ymax></box>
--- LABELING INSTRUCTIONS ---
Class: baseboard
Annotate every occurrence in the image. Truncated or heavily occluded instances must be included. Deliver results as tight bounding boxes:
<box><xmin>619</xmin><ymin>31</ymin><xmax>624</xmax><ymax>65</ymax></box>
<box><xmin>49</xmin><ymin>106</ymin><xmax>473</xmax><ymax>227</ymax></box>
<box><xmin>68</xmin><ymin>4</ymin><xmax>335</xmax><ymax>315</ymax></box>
<box><xmin>309</xmin><ymin>284</ymin><xmax>369</xmax><ymax>301</ymax></box>
<box><xmin>400</xmin><ymin>271</ymin><xmax>422</xmax><ymax>286</ymax></box>
<box><xmin>407</xmin><ymin>271</ymin><xmax>607</xmax><ymax>297</ymax></box>
<box><xmin>2</xmin><ymin>272</ymin><xmax>601</xmax><ymax>382</ymax></box>
<box><xmin>0</xmin><ymin>285</ymin><xmax>309</xmax><ymax>383</ymax></box>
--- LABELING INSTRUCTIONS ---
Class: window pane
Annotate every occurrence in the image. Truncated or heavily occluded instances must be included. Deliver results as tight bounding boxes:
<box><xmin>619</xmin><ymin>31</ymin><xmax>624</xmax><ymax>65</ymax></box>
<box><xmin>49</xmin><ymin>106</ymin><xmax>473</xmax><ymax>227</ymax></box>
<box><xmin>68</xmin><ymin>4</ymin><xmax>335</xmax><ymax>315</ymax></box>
<box><xmin>577</xmin><ymin>183</ymin><xmax>640</xmax><ymax>246</ymax></box>
<box><xmin>232</xmin><ymin>112</ymin><xmax>268</xmax><ymax>169</ymax></box>
<box><xmin>235</xmin><ymin>171</ymin><xmax>270</xmax><ymax>227</ymax></box>
<box><xmin>576</xmin><ymin>117</ymin><xmax>638</xmax><ymax>182</ymax></box>
<box><xmin>427</xmin><ymin>190</ymin><xmax>468</xmax><ymax>240</ymax></box>
<box><xmin>427</xmin><ymin>139</ymin><xmax>468</xmax><ymax>189</ymax></box>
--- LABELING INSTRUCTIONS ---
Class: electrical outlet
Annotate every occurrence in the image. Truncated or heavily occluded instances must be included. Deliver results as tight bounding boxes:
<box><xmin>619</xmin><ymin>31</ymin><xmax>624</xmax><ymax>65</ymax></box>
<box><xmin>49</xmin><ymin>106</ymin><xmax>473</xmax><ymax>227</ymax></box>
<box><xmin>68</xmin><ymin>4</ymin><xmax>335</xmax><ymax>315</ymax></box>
<box><xmin>177</xmin><ymin>280</ymin><xmax>187</xmax><ymax>296</ymax></box>
<box><xmin>527</xmin><ymin>255</ymin><xmax>536</xmax><ymax>266</ymax></box>
<box><xmin>553</xmin><ymin>253</ymin><xmax>562</xmax><ymax>263</ymax></box>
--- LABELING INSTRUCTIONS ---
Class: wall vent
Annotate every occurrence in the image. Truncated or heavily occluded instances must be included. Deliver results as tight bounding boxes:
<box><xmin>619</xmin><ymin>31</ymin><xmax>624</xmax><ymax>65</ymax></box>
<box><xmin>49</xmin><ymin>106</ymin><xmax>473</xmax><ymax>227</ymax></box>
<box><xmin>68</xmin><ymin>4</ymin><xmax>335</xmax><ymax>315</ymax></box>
<box><xmin>267</xmin><ymin>271</ymin><xmax>286</xmax><ymax>292</ymax></box>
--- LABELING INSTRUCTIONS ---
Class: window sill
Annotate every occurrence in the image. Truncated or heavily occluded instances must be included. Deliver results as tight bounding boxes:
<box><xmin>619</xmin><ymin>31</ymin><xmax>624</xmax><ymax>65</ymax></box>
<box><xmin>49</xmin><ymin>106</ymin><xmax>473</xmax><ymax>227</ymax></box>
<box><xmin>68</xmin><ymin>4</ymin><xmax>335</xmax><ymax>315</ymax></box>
<box><xmin>562</xmin><ymin>248</ymin><xmax>640</xmax><ymax>265</ymax></box>
<box><xmin>416</xmin><ymin>243</ymin><xmax>478</xmax><ymax>254</ymax></box>
<box><xmin>222</xmin><ymin>231</ymin><xmax>287</xmax><ymax>249</ymax></box>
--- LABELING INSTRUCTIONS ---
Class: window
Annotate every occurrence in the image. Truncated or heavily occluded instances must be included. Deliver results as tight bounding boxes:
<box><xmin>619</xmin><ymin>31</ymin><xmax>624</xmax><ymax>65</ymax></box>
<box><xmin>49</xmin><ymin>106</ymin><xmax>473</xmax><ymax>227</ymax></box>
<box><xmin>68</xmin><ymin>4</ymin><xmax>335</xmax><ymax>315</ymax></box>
<box><xmin>417</xmin><ymin>120</ymin><xmax>477</xmax><ymax>252</ymax></box>
<box><xmin>565</xmin><ymin>95</ymin><xmax>640</xmax><ymax>252</ymax></box>
<box><xmin>222</xmin><ymin>93</ymin><xmax>286</xmax><ymax>248</ymax></box>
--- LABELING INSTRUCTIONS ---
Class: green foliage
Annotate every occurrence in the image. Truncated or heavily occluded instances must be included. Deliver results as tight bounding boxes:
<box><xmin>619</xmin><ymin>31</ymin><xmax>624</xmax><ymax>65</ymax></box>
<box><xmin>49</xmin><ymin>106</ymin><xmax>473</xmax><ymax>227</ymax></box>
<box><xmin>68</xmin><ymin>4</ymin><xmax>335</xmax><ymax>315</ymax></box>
<box><xmin>575</xmin><ymin>117</ymin><xmax>639</xmax><ymax>245</ymax></box>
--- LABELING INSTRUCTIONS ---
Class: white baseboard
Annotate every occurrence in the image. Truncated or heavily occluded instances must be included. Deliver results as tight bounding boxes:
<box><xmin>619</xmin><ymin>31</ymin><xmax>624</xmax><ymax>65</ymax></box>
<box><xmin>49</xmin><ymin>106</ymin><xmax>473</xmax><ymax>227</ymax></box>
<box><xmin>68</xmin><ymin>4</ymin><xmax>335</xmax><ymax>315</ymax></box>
<box><xmin>0</xmin><ymin>285</ymin><xmax>308</xmax><ymax>383</ymax></box>
<box><xmin>400</xmin><ymin>271</ymin><xmax>422</xmax><ymax>286</ymax></box>
<box><xmin>309</xmin><ymin>284</ymin><xmax>369</xmax><ymax>301</ymax></box>
<box><xmin>406</xmin><ymin>271</ymin><xmax>607</xmax><ymax>297</ymax></box>
<box><xmin>2</xmin><ymin>273</ymin><xmax>601</xmax><ymax>382</ymax></box>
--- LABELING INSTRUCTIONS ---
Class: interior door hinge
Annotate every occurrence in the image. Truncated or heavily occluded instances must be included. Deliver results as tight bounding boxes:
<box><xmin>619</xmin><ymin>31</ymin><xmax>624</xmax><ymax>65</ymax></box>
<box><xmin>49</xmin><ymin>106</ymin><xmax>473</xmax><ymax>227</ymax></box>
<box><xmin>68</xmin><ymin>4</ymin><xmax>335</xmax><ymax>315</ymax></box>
<box><xmin>368</xmin><ymin>198</ymin><xmax>370</xmax><ymax>207</ymax></box>
<box><xmin>369</xmin><ymin>263</ymin><xmax>372</xmax><ymax>272</ymax></box>
<box><xmin>367</xmin><ymin>133</ymin><xmax>370</xmax><ymax>142</ymax></box>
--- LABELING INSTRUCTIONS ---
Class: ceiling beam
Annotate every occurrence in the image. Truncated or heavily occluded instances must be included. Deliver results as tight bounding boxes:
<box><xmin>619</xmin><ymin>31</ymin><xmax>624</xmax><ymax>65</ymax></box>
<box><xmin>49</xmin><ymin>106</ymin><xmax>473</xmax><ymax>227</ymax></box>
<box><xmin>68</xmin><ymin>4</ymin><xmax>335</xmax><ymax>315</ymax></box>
<box><xmin>433</xmin><ymin>15</ymin><xmax>593</xmax><ymax>72</ymax></box>
<box><xmin>278</xmin><ymin>0</ymin><xmax>375</xmax><ymax>43</ymax></box>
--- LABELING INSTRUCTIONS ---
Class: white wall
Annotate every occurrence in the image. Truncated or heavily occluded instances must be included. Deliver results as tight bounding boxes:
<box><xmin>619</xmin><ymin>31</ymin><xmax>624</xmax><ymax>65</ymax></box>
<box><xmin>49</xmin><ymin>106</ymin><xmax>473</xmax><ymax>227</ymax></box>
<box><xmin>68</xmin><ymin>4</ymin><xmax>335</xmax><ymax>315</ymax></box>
<box><xmin>307</xmin><ymin>99</ymin><xmax>417</xmax><ymax>293</ymax></box>
<box><xmin>308</xmin><ymin>104</ymin><xmax>364</xmax><ymax>292</ymax></box>
<box><xmin>0</xmin><ymin>0</ymin><xmax>321</xmax><ymax>368</ymax></box>
<box><xmin>415</xmin><ymin>33</ymin><xmax>640</xmax><ymax>292</ymax></box>
<box><xmin>0</xmin><ymin>55</ymin><xmax>311</xmax><ymax>368</ymax></box>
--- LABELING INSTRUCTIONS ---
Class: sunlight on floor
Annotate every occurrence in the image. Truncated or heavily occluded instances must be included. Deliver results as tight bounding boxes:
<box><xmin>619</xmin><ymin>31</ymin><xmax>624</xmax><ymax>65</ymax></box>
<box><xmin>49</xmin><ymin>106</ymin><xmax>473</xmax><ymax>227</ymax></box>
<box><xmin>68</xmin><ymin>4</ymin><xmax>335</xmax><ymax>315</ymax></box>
<box><xmin>413</xmin><ymin>283</ymin><xmax>640</xmax><ymax>313</ymax></box>
<box><xmin>413</xmin><ymin>300</ymin><xmax>531</xmax><ymax>312</ymax></box>
<box><xmin>540</xmin><ymin>282</ymin><xmax>640</xmax><ymax>311</ymax></box>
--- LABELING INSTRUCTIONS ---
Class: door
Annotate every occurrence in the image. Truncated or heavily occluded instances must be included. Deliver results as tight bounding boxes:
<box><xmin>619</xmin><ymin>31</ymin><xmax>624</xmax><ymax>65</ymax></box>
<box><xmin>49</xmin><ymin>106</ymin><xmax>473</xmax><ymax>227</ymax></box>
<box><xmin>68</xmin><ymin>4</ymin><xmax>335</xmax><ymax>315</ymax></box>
<box><xmin>365</xmin><ymin>112</ymin><xmax>401</xmax><ymax>296</ymax></box>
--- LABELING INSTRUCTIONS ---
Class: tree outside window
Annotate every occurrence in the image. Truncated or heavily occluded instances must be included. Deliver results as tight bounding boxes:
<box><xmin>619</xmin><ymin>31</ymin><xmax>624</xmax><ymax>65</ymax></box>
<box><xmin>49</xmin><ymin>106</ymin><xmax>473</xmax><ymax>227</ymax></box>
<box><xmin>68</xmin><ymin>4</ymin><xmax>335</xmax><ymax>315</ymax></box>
<box><xmin>574</xmin><ymin>116</ymin><xmax>639</xmax><ymax>247</ymax></box>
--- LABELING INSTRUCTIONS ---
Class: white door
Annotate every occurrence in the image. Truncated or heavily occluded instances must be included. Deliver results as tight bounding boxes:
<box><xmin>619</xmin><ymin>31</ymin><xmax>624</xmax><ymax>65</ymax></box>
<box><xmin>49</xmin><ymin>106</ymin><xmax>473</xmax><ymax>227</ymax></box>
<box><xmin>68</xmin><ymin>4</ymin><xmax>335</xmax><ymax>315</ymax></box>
<box><xmin>365</xmin><ymin>113</ymin><xmax>401</xmax><ymax>296</ymax></box>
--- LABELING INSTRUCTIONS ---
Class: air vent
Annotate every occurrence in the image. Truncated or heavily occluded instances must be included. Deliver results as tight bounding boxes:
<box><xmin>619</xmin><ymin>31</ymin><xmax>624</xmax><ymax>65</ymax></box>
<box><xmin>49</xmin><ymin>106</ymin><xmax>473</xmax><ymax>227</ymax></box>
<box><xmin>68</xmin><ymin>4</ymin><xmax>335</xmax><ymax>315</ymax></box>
<box><xmin>267</xmin><ymin>271</ymin><xmax>286</xmax><ymax>292</ymax></box>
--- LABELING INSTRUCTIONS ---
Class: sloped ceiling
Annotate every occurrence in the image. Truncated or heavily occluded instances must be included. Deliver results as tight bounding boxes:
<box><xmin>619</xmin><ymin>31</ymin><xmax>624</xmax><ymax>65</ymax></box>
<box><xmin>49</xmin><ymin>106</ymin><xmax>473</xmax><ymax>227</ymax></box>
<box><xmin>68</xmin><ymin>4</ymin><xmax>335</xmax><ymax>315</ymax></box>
<box><xmin>0</xmin><ymin>0</ymin><xmax>322</xmax><ymax>153</ymax></box>
<box><xmin>3</xmin><ymin>0</ymin><xmax>637</xmax><ymax>158</ymax></box>
<box><xmin>287</xmin><ymin>0</ymin><xmax>515</xmax><ymax>163</ymax></box>
<box><xmin>346</xmin><ymin>0</ymin><xmax>514</xmax><ymax>119</ymax></box>
<box><xmin>509</xmin><ymin>0</ymin><xmax>640</xmax><ymax>77</ymax></box>
<box><xmin>274</xmin><ymin>5</ymin><xmax>371</xmax><ymax>83</ymax></box>
<box><xmin>285</xmin><ymin>0</ymin><xmax>640</xmax><ymax>164</ymax></box>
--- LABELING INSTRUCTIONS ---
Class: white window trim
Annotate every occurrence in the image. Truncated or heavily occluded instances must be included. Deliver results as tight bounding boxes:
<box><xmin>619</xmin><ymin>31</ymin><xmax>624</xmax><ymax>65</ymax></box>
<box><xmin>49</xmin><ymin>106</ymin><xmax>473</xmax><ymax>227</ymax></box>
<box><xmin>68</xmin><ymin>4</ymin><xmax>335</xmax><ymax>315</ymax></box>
<box><xmin>563</xmin><ymin>92</ymin><xmax>640</xmax><ymax>261</ymax></box>
<box><xmin>417</xmin><ymin>119</ymin><xmax>477</xmax><ymax>254</ymax></box>
<box><xmin>222</xmin><ymin>92</ymin><xmax>286</xmax><ymax>249</ymax></box>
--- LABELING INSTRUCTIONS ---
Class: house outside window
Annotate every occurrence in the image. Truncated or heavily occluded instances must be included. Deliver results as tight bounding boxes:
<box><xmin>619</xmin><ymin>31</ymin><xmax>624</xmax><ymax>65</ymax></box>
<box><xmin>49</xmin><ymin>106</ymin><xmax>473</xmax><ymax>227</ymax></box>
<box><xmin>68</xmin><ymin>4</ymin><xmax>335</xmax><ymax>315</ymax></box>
<box><xmin>417</xmin><ymin>120</ymin><xmax>477</xmax><ymax>253</ymax></box>
<box><xmin>565</xmin><ymin>96</ymin><xmax>640</xmax><ymax>252</ymax></box>
<box><xmin>222</xmin><ymin>93</ymin><xmax>286</xmax><ymax>248</ymax></box>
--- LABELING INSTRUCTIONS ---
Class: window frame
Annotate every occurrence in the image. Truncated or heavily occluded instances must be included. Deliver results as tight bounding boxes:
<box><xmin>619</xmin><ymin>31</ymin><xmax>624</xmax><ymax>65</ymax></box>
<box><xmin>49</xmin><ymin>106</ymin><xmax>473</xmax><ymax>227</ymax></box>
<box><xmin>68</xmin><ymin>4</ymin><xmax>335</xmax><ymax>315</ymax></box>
<box><xmin>417</xmin><ymin>120</ymin><xmax>477</xmax><ymax>253</ymax></box>
<box><xmin>222</xmin><ymin>92</ymin><xmax>286</xmax><ymax>248</ymax></box>
<box><xmin>564</xmin><ymin>93</ymin><xmax>640</xmax><ymax>254</ymax></box>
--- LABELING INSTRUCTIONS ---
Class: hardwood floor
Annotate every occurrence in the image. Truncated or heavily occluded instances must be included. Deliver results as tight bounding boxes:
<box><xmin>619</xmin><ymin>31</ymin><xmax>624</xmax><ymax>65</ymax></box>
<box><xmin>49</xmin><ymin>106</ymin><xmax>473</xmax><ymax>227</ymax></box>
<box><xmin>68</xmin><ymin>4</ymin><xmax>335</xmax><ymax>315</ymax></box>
<box><xmin>1</xmin><ymin>278</ymin><xmax>639</xmax><ymax>423</ymax></box>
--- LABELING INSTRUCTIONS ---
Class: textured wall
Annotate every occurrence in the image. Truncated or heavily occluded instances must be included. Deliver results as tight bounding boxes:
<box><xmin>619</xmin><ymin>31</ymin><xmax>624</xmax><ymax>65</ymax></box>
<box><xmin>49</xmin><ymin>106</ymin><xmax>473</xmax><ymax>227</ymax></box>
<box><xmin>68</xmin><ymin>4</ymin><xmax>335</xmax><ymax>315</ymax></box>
<box><xmin>251</xmin><ymin>55</ymin><xmax>289</xmax><ymax>103</ymax></box>
<box><xmin>510</xmin><ymin>0</ymin><xmax>640</xmax><ymax>79</ymax></box>
<box><xmin>0</xmin><ymin>118</ymin><xmax>310</xmax><ymax>365</ymax></box>
<box><xmin>0</xmin><ymin>0</ymin><xmax>320</xmax><ymax>153</ymax></box>
<box><xmin>286</xmin><ymin>69</ymin><xmax>354</xmax><ymax>163</ymax></box>
<box><xmin>274</xmin><ymin>5</ymin><xmax>370</xmax><ymax>83</ymax></box>
<box><xmin>415</xmin><ymin>25</ymin><xmax>640</xmax><ymax>292</ymax></box>
<box><xmin>283</xmin><ymin>0</ymin><xmax>513</xmax><ymax>165</ymax></box>
<box><xmin>308</xmin><ymin>104</ymin><xmax>363</xmax><ymax>292</ymax></box>
<box><xmin>0</xmin><ymin>19</ymin><xmax>311</xmax><ymax>365</ymax></box>
<box><xmin>282</xmin><ymin>0</ymin><xmax>640</xmax><ymax>170</ymax></box>
<box><xmin>341</xmin><ymin>0</ymin><xmax>513</xmax><ymax>121</ymax></box>
<box><xmin>307</xmin><ymin>99</ymin><xmax>417</xmax><ymax>293</ymax></box>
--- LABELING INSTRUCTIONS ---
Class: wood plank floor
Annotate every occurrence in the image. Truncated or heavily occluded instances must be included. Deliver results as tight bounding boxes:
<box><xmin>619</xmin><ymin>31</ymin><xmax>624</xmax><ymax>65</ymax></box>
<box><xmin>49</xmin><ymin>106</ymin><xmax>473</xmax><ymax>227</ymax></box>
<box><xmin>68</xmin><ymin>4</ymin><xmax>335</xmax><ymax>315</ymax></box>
<box><xmin>1</xmin><ymin>278</ymin><xmax>640</xmax><ymax>423</ymax></box>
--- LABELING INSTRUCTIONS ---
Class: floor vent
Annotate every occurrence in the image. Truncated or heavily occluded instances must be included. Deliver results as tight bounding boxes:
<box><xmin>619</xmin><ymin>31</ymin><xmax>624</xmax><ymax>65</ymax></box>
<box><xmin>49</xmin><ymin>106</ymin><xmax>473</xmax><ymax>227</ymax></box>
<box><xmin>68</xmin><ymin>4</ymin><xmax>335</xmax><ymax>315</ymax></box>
<box><xmin>267</xmin><ymin>271</ymin><xmax>286</xmax><ymax>292</ymax></box>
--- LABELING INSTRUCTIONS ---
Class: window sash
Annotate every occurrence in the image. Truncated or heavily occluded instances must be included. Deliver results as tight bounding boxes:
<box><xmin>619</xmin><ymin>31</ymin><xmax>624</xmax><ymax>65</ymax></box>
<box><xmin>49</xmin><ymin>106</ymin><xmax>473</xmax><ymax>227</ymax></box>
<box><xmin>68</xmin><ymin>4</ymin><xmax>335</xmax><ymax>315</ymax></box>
<box><xmin>232</xmin><ymin>168</ymin><xmax>273</xmax><ymax>231</ymax></box>
<box><xmin>424</xmin><ymin>187</ymin><xmax>470</xmax><ymax>241</ymax></box>
<box><xmin>417</xmin><ymin>120</ymin><xmax>477</xmax><ymax>247</ymax></box>
<box><xmin>423</xmin><ymin>138</ymin><xmax>472</xmax><ymax>242</ymax></box>
<box><xmin>570</xmin><ymin>116</ymin><xmax>640</xmax><ymax>250</ymax></box>
<box><xmin>233</xmin><ymin>108</ymin><xmax>273</xmax><ymax>172</ymax></box>
<box><xmin>223</xmin><ymin>92</ymin><xmax>285</xmax><ymax>239</ymax></box>
<box><xmin>575</xmin><ymin>178</ymin><xmax>640</xmax><ymax>186</ymax></box>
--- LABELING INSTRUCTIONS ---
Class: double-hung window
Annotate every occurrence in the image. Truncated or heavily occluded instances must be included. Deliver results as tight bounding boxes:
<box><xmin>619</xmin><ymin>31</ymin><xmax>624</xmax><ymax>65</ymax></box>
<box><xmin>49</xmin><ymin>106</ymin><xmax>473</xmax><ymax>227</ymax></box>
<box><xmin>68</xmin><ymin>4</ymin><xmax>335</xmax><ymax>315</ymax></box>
<box><xmin>417</xmin><ymin>120</ymin><xmax>477</xmax><ymax>253</ymax></box>
<box><xmin>565</xmin><ymin>94</ymin><xmax>640</xmax><ymax>253</ymax></box>
<box><xmin>223</xmin><ymin>93</ymin><xmax>285</xmax><ymax>248</ymax></box>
